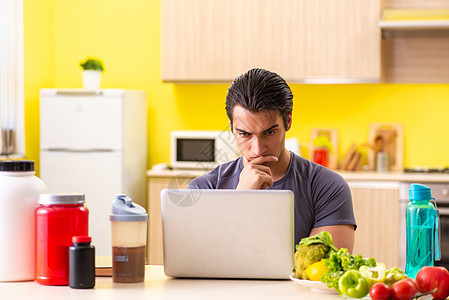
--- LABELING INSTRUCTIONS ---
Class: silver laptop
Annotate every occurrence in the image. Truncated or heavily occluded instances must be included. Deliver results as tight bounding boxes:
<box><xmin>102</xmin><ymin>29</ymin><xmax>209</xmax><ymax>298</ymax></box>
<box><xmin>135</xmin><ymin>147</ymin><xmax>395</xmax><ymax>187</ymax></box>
<box><xmin>161</xmin><ymin>189</ymin><xmax>294</xmax><ymax>279</ymax></box>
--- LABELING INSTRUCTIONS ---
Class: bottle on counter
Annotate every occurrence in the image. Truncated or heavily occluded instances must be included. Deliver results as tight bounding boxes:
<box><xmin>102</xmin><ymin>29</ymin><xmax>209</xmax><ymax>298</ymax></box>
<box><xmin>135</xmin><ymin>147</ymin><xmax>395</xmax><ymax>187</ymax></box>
<box><xmin>35</xmin><ymin>193</ymin><xmax>89</xmax><ymax>285</ymax></box>
<box><xmin>110</xmin><ymin>194</ymin><xmax>148</xmax><ymax>283</ymax></box>
<box><xmin>69</xmin><ymin>236</ymin><xmax>95</xmax><ymax>289</ymax></box>
<box><xmin>405</xmin><ymin>183</ymin><xmax>441</xmax><ymax>278</ymax></box>
<box><xmin>0</xmin><ymin>160</ymin><xmax>48</xmax><ymax>282</ymax></box>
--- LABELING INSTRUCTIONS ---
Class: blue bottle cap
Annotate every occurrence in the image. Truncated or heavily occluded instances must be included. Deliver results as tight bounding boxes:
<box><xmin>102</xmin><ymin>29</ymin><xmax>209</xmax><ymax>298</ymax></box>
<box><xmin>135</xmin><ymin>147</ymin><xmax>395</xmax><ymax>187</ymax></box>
<box><xmin>409</xmin><ymin>183</ymin><xmax>432</xmax><ymax>201</ymax></box>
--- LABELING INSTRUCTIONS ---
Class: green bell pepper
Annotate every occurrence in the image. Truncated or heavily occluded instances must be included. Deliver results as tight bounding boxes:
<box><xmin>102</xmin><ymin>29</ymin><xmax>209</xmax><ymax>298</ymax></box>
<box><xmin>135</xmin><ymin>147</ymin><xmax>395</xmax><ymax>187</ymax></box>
<box><xmin>338</xmin><ymin>270</ymin><xmax>370</xmax><ymax>298</ymax></box>
<box><xmin>359</xmin><ymin>262</ymin><xmax>387</xmax><ymax>287</ymax></box>
<box><xmin>384</xmin><ymin>267</ymin><xmax>408</xmax><ymax>287</ymax></box>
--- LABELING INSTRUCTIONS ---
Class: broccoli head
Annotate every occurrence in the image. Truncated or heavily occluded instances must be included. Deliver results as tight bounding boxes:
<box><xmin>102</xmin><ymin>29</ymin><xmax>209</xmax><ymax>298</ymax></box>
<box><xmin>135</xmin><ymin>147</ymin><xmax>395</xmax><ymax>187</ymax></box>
<box><xmin>292</xmin><ymin>231</ymin><xmax>338</xmax><ymax>279</ymax></box>
<box><xmin>294</xmin><ymin>243</ymin><xmax>330</xmax><ymax>279</ymax></box>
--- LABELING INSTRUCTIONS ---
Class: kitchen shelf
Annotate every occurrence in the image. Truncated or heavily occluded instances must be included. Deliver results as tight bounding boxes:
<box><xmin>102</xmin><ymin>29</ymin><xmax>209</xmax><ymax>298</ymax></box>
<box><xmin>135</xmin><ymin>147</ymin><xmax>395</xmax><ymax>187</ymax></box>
<box><xmin>380</xmin><ymin>9</ymin><xmax>449</xmax><ymax>30</ymax></box>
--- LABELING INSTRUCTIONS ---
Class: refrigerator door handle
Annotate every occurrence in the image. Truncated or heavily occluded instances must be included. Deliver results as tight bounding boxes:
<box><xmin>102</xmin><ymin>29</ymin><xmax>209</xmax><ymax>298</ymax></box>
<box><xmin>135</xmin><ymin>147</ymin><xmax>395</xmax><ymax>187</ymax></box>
<box><xmin>45</xmin><ymin>148</ymin><xmax>115</xmax><ymax>153</ymax></box>
<box><xmin>56</xmin><ymin>90</ymin><xmax>104</xmax><ymax>96</ymax></box>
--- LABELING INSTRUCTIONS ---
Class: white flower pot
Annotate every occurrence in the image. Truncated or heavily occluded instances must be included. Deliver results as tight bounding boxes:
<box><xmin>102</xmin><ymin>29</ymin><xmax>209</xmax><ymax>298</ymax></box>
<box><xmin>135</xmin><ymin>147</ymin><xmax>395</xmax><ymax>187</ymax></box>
<box><xmin>82</xmin><ymin>70</ymin><xmax>102</xmax><ymax>89</ymax></box>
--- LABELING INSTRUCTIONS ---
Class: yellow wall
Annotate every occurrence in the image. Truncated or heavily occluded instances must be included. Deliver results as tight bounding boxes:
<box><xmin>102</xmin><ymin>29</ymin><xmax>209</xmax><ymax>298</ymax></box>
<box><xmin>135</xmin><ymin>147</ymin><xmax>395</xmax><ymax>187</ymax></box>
<box><xmin>24</xmin><ymin>0</ymin><xmax>55</xmax><ymax>172</ymax></box>
<box><xmin>24</xmin><ymin>0</ymin><xmax>449</xmax><ymax>171</ymax></box>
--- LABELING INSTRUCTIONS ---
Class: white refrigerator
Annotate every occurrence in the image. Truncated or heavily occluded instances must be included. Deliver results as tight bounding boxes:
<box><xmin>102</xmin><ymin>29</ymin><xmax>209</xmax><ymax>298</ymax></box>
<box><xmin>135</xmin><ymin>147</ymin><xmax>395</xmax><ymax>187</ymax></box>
<box><xmin>39</xmin><ymin>89</ymin><xmax>147</xmax><ymax>256</ymax></box>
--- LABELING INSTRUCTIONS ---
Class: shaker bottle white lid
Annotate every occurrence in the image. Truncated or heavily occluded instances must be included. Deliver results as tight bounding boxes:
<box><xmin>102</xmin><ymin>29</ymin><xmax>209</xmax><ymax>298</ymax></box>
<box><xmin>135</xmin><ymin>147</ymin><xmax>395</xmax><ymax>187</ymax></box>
<box><xmin>110</xmin><ymin>194</ymin><xmax>148</xmax><ymax>222</ymax></box>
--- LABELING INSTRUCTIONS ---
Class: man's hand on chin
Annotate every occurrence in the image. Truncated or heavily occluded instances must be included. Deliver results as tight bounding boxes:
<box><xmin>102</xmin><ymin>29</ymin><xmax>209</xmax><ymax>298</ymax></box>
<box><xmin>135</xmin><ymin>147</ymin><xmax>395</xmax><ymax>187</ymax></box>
<box><xmin>236</xmin><ymin>156</ymin><xmax>278</xmax><ymax>190</ymax></box>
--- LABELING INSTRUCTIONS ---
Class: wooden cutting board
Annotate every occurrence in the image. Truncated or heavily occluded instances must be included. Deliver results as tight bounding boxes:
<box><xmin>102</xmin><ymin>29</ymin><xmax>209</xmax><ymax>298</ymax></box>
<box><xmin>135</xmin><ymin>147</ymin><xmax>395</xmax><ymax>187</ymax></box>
<box><xmin>368</xmin><ymin>123</ymin><xmax>404</xmax><ymax>172</ymax></box>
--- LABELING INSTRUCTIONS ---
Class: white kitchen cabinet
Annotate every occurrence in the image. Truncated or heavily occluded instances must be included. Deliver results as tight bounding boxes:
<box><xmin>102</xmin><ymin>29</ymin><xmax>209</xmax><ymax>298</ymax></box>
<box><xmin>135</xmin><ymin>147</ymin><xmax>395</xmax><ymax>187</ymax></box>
<box><xmin>161</xmin><ymin>0</ymin><xmax>381</xmax><ymax>82</ymax></box>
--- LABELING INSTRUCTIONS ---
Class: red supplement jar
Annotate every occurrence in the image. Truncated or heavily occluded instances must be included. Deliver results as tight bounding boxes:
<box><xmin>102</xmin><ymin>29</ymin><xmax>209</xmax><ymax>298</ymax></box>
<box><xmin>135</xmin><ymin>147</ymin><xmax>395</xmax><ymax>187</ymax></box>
<box><xmin>35</xmin><ymin>194</ymin><xmax>89</xmax><ymax>285</ymax></box>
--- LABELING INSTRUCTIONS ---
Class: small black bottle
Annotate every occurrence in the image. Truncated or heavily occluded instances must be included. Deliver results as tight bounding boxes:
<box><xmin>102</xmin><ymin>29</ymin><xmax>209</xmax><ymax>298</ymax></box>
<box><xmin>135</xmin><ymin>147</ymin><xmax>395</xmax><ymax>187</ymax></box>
<box><xmin>69</xmin><ymin>236</ymin><xmax>95</xmax><ymax>289</ymax></box>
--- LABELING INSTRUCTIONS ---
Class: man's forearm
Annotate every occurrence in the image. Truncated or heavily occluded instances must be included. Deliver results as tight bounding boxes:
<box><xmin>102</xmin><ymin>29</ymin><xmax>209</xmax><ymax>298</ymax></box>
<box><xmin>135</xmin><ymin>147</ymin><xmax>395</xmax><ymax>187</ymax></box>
<box><xmin>309</xmin><ymin>224</ymin><xmax>355</xmax><ymax>253</ymax></box>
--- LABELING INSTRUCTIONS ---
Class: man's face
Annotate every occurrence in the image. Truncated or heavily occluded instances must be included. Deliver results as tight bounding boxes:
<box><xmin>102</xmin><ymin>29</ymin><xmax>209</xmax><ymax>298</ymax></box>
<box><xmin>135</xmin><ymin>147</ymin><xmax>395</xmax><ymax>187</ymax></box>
<box><xmin>231</xmin><ymin>105</ymin><xmax>291</xmax><ymax>165</ymax></box>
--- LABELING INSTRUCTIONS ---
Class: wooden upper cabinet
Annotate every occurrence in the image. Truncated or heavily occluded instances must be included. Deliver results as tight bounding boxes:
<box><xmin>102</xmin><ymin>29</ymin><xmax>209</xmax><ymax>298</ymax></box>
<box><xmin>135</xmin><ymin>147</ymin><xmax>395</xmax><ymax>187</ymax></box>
<box><xmin>162</xmin><ymin>0</ymin><xmax>305</xmax><ymax>82</ymax></box>
<box><xmin>384</xmin><ymin>0</ymin><xmax>449</xmax><ymax>9</ymax></box>
<box><xmin>381</xmin><ymin>0</ymin><xmax>449</xmax><ymax>83</ymax></box>
<box><xmin>161</xmin><ymin>0</ymin><xmax>381</xmax><ymax>82</ymax></box>
<box><xmin>304</xmin><ymin>0</ymin><xmax>381</xmax><ymax>82</ymax></box>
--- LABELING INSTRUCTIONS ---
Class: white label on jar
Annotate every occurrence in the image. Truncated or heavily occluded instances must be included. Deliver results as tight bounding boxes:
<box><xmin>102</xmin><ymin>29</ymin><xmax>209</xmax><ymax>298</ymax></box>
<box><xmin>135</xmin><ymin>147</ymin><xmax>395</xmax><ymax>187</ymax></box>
<box><xmin>114</xmin><ymin>255</ymin><xmax>129</xmax><ymax>262</ymax></box>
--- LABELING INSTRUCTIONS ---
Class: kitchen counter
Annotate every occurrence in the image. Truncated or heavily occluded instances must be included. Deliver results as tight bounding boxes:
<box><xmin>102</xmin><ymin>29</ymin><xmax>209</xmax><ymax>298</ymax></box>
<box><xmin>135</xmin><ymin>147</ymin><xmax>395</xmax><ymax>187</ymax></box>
<box><xmin>0</xmin><ymin>266</ymin><xmax>341</xmax><ymax>300</ymax></box>
<box><xmin>339</xmin><ymin>171</ymin><xmax>449</xmax><ymax>183</ymax></box>
<box><xmin>148</xmin><ymin>169</ymin><xmax>449</xmax><ymax>183</ymax></box>
<box><xmin>147</xmin><ymin>169</ymin><xmax>209</xmax><ymax>178</ymax></box>
<box><xmin>146</xmin><ymin>168</ymin><xmax>449</xmax><ymax>267</ymax></box>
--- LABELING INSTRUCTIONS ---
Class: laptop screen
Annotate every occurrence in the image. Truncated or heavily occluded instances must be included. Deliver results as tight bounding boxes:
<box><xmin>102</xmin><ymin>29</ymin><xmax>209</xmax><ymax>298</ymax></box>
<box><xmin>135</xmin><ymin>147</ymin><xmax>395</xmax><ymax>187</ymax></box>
<box><xmin>161</xmin><ymin>189</ymin><xmax>294</xmax><ymax>279</ymax></box>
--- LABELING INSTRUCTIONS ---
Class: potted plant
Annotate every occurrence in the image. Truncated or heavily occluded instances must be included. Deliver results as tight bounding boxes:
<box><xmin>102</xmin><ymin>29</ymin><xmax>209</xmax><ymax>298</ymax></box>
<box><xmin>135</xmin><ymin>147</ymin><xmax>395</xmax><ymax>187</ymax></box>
<box><xmin>79</xmin><ymin>57</ymin><xmax>105</xmax><ymax>89</ymax></box>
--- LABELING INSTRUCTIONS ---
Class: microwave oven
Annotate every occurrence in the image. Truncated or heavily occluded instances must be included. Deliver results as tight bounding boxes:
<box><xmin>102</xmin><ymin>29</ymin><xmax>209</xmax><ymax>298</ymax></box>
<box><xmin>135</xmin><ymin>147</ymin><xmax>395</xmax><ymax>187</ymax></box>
<box><xmin>171</xmin><ymin>130</ymin><xmax>239</xmax><ymax>169</ymax></box>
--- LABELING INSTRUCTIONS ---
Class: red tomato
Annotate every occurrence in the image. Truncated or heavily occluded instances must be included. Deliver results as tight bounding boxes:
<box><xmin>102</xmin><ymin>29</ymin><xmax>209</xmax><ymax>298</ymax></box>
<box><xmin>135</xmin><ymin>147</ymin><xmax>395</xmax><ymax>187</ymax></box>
<box><xmin>391</xmin><ymin>278</ymin><xmax>418</xmax><ymax>300</ymax></box>
<box><xmin>370</xmin><ymin>282</ymin><xmax>392</xmax><ymax>300</ymax></box>
<box><xmin>416</xmin><ymin>266</ymin><xmax>449</xmax><ymax>300</ymax></box>
<box><xmin>404</xmin><ymin>277</ymin><xmax>419</xmax><ymax>291</ymax></box>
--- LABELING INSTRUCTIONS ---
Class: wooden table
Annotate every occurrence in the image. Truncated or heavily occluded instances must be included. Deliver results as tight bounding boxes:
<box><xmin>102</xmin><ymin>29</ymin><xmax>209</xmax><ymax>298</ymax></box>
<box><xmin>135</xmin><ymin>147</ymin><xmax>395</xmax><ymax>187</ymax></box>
<box><xmin>0</xmin><ymin>265</ymin><xmax>342</xmax><ymax>299</ymax></box>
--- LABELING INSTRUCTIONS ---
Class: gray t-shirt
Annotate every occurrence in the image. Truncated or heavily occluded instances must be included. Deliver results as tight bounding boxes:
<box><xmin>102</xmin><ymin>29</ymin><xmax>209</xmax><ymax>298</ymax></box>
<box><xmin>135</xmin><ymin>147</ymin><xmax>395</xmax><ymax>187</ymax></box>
<box><xmin>188</xmin><ymin>152</ymin><xmax>356</xmax><ymax>246</ymax></box>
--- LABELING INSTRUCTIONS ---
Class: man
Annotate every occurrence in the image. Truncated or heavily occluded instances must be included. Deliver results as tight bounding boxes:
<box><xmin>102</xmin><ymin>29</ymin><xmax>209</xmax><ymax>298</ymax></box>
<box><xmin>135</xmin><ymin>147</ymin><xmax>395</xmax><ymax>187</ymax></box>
<box><xmin>188</xmin><ymin>68</ymin><xmax>356</xmax><ymax>251</ymax></box>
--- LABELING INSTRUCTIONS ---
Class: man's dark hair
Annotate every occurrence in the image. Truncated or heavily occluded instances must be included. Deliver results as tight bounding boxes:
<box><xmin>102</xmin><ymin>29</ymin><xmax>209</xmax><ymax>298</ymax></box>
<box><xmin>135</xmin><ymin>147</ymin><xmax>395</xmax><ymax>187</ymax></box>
<box><xmin>225</xmin><ymin>68</ymin><xmax>293</xmax><ymax>129</ymax></box>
